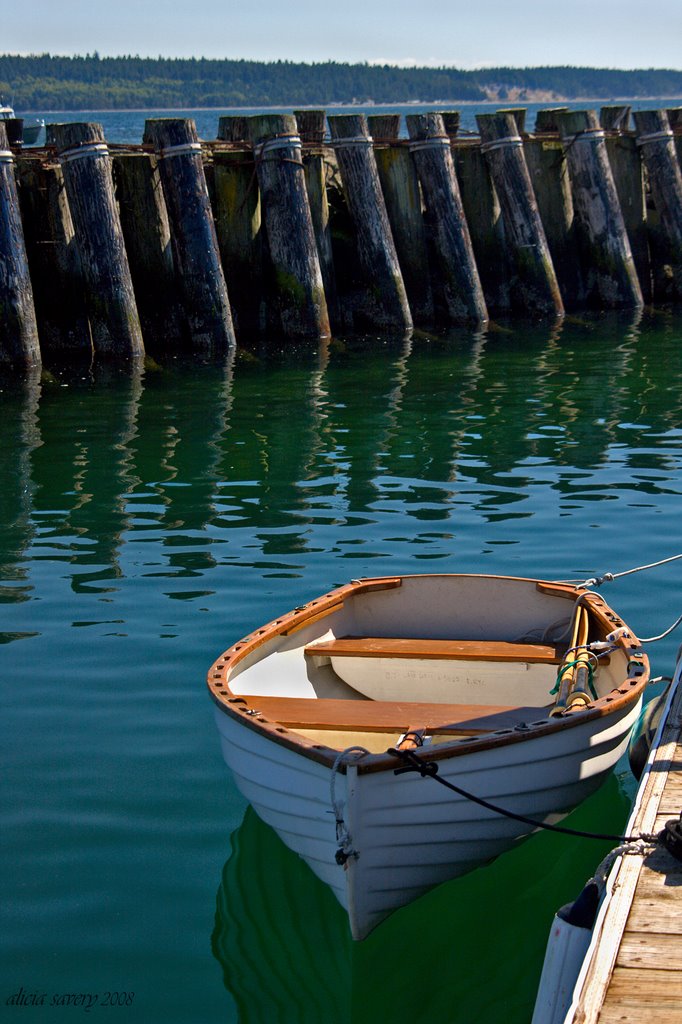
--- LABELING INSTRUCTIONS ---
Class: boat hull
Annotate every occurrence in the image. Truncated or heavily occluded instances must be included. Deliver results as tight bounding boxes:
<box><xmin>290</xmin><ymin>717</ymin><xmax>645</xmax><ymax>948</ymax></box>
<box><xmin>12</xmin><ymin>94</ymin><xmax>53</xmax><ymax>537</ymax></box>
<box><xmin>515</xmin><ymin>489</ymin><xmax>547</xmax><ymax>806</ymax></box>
<box><xmin>214</xmin><ymin>693</ymin><xmax>641</xmax><ymax>939</ymax></box>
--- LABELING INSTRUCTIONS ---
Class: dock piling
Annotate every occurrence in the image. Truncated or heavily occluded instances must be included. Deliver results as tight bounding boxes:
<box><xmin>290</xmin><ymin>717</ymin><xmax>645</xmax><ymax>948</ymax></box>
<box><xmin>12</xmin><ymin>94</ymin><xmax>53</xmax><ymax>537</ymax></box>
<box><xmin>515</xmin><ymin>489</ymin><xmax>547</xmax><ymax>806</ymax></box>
<box><xmin>368</xmin><ymin>113</ymin><xmax>434</xmax><ymax>323</ymax></box>
<box><xmin>214</xmin><ymin>118</ymin><xmax>264</xmax><ymax>336</ymax></box>
<box><xmin>0</xmin><ymin>123</ymin><xmax>41</xmax><ymax>368</ymax></box>
<box><xmin>144</xmin><ymin>117</ymin><xmax>235</xmax><ymax>354</ymax></box>
<box><xmin>112</xmin><ymin>152</ymin><xmax>185</xmax><ymax>348</ymax></box>
<box><xmin>294</xmin><ymin>109</ymin><xmax>339</xmax><ymax>327</ymax></box>
<box><xmin>246</xmin><ymin>113</ymin><xmax>330</xmax><ymax>340</ymax></box>
<box><xmin>328</xmin><ymin>113</ymin><xmax>412</xmax><ymax>330</ymax></box>
<box><xmin>523</xmin><ymin>129</ymin><xmax>582</xmax><ymax>308</ymax></box>
<box><xmin>477</xmin><ymin>111</ymin><xmax>564</xmax><ymax>316</ymax></box>
<box><xmin>633</xmin><ymin>109</ymin><xmax>682</xmax><ymax>300</ymax></box>
<box><xmin>557</xmin><ymin>109</ymin><xmax>643</xmax><ymax>309</ymax></box>
<box><xmin>50</xmin><ymin>121</ymin><xmax>144</xmax><ymax>358</ymax></box>
<box><xmin>15</xmin><ymin>156</ymin><xmax>91</xmax><ymax>354</ymax></box>
<box><xmin>406</xmin><ymin>112</ymin><xmax>487</xmax><ymax>324</ymax></box>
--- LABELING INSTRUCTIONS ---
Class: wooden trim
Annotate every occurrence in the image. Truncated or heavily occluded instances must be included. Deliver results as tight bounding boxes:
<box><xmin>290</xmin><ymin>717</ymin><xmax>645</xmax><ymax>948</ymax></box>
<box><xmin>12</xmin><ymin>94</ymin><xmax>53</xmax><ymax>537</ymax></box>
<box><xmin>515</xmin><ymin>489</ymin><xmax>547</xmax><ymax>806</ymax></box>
<box><xmin>282</xmin><ymin>602</ymin><xmax>345</xmax><ymax>636</ymax></box>
<box><xmin>234</xmin><ymin>694</ymin><xmax>542</xmax><ymax>732</ymax></box>
<box><xmin>305</xmin><ymin>636</ymin><xmax>568</xmax><ymax>663</ymax></box>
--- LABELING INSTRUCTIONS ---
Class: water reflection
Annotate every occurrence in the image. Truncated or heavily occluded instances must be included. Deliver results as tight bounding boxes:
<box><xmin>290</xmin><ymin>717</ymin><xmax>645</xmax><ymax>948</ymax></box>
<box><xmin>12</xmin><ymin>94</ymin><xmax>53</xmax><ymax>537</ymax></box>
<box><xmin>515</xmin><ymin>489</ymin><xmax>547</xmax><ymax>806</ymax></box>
<box><xmin>0</xmin><ymin>367</ymin><xmax>42</xmax><ymax>642</ymax></box>
<box><xmin>213</xmin><ymin>775</ymin><xmax>632</xmax><ymax>1024</ymax></box>
<box><xmin>1</xmin><ymin>311</ymin><xmax>681</xmax><ymax>602</ymax></box>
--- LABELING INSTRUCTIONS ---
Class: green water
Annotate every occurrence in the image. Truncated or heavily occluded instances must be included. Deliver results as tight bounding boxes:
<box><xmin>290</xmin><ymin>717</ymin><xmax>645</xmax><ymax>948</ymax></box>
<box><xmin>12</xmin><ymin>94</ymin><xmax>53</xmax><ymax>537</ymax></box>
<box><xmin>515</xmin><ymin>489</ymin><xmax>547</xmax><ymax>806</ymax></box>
<box><xmin>2</xmin><ymin>311</ymin><xmax>682</xmax><ymax>1023</ymax></box>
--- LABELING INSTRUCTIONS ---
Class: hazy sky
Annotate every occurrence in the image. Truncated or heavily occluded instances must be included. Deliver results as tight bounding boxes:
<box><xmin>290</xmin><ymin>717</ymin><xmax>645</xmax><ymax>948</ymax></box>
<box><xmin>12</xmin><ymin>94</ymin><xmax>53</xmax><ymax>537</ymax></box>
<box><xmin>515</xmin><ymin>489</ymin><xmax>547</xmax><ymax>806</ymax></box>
<box><xmin>3</xmin><ymin>0</ymin><xmax>681</xmax><ymax>69</ymax></box>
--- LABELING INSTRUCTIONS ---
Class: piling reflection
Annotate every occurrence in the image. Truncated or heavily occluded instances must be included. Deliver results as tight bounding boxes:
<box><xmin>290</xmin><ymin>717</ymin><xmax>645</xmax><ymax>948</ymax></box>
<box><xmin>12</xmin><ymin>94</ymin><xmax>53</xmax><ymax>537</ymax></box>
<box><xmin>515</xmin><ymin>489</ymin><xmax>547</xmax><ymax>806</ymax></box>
<box><xmin>0</xmin><ymin>366</ymin><xmax>42</xmax><ymax>643</ymax></box>
<box><xmin>213</xmin><ymin>775</ymin><xmax>632</xmax><ymax>1024</ymax></box>
<box><xmin>30</xmin><ymin>363</ymin><xmax>144</xmax><ymax>594</ymax></box>
<box><xmin>3</xmin><ymin>312</ymin><xmax>682</xmax><ymax>604</ymax></box>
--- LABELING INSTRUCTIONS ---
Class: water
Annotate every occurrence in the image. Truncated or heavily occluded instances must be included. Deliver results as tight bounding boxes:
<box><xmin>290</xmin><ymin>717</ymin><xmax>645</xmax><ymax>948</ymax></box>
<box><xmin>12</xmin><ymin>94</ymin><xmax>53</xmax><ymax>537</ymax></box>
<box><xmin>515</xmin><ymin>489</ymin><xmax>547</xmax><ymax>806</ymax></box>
<box><xmin>2</xmin><ymin>310</ymin><xmax>682</xmax><ymax>1023</ymax></box>
<box><xmin>22</xmin><ymin>98</ymin><xmax>682</xmax><ymax>144</ymax></box>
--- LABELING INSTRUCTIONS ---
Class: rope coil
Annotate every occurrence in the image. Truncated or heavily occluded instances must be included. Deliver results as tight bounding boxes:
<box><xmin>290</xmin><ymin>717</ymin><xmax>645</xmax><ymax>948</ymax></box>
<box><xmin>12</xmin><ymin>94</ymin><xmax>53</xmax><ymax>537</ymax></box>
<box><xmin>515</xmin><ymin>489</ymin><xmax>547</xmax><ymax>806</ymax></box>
<box><xmin>636</xmin><ymin>130</ymin><xmax>674</xmax><ymax>146</ymax></box>
<box><xmin>409</xmin><ymin>136</ymin><xmax>452</xmax><ymax>153</ymax></box>
<box><xmin>158</xmin><ymin>142</ymin><xmax>203</xmax><ymax>160</ymax></box>
<box><xmin>253</xmin><ymin>135</ymin><xmax>302</xmax><ymax>158</ymax></box>
<box><xmin>480</xmin><ymin>135</ymin><xmax>523</xmax><ymax>154</ymax></box>
<box><xmin>330</xmin><ymin>746</ymin><xmax>370</xmax><ymax>867</ymax></box>
<box><xmin>561</xmin><ymin>128</ymin><xmax>607</xmax><ymax>146</ymax></box>
<box><xmin>331</xmin><ymin>135</ymin><xmax>375</xmax><ymax>149</ymax></box>
<box><xmin>59</xmin><ymin>142</ymin><xmax>109</xmax><ymax>165</ymax></box>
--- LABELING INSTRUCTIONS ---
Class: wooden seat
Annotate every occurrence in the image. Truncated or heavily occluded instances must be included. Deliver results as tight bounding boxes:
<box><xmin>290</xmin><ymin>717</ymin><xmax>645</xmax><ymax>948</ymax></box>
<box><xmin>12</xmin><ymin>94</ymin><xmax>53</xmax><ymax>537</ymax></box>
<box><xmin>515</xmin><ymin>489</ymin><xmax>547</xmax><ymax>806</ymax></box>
<box><xmin>233</xmin><ymin>695</ymin><xmax>548</xmax><ymax>734</ymax></box>
<box><xmin>304</xmin><ymin>636</ymin><xmax>567</xmax><ymax>664</ymax></box>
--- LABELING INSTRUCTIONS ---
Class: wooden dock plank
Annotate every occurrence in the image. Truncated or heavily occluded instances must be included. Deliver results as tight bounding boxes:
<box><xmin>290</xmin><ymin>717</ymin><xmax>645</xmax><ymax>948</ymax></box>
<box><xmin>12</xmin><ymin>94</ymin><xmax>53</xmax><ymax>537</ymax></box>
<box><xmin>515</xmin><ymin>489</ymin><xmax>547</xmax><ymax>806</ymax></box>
<box><xmin>617</xmin><ymin>932</ymin><xmax>682</xmax><ymax>970</ymax></box>
<box><xmin>608</xmin><ymin>966</ymin><xmax>682</xmax><ymax>1004</ymax></box>
<box><xmin>626</xmin><ymin>896</ymin><xmax>682</xmax><ymax>932</ymax></box>
<box><xmin>568</xmin><ymin>676</ymin><xmax>682</xmax><ymax>1022</ymax></box>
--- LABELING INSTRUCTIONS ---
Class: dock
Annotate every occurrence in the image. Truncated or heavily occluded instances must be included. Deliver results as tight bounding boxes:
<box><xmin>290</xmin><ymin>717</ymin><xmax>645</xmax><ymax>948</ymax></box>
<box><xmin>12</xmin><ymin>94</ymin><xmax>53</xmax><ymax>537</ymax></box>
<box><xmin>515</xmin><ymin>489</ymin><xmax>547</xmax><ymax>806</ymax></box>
<box><xmin>3</xmin><ymin>104</ymin><xmax>682</xmax><ymax>369</ymax></box>
<box><xmin>562</xmin><ymin>675</ymin><xmax>682</xmax><ymax>1022</ymax></box>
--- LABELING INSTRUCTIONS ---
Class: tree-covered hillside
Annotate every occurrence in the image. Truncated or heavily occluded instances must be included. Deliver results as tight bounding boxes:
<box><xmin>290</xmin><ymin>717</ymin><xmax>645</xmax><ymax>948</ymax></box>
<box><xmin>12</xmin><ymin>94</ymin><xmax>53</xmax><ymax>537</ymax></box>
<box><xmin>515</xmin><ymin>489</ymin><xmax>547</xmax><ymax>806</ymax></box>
<box><xmin>1</xmin><ymin>54</ymin><xmax>681</xmax><ymax>111</ymax></box>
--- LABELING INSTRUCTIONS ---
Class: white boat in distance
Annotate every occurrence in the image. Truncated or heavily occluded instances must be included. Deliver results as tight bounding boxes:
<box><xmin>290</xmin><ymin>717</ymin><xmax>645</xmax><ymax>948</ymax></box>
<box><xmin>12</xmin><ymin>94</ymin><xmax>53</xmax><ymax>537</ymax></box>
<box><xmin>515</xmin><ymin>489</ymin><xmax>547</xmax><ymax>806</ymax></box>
<box><xmin>208</xmin><ymin>574</ymin><xmax>649</xmax><ymax>940</ymax></box>
<box><xmin>1</xmin><ymin>102</ymin><xmax>44</xmax><ymax>145</ymax></box>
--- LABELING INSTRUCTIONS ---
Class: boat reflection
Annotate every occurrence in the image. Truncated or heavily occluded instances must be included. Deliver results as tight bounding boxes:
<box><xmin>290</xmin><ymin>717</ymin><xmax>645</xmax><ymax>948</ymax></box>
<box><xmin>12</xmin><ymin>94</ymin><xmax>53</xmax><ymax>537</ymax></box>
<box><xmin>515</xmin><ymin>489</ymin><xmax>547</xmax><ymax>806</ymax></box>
<box><xmin>212</xmin><ymin>772</ymin><xmax>632</xmax><ymax>1024</ymax></box>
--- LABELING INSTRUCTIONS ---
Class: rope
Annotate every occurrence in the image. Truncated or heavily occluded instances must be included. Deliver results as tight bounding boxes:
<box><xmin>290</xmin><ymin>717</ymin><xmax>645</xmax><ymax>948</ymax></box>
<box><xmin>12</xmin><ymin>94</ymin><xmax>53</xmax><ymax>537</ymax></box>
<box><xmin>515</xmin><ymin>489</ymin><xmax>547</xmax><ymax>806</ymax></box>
<box><xmin>158</xmin><ymin>142</ymin><xmax>202</xmax><ymax>160</ymax></box>
<box><xmin>636</xmin><ymin>130</ymin><xmax>674</xmax><ymax>146</ymax></box>
<box><xmin>549</xmin><ymin>654</ymin><xmax>598</xmax><ymax>699</ymax></box>
<box><xmin>409</xmin><ymin>136</ymin><xmax>452</xmax><ymax>153</ymax></box>
<box><xmin>561</xmin><ymin>127</ymin><xmax>607</xmax><ymax>153</ymax></box>
<box><xmin>58</xmin><ymin>142</ymin><xmax>109</xmax><ymax>165</ymax></box>
<box><xmin>330</xmin><ymin>746</ymin><xmax>370</xmax><ymax>866</ymax></box>
<box><xmin>388</xmin><ymin>748</ymin><xmax>661</xmax><ymax>846</ymax></box>
<box><xmin>480</xmin><ymin>135</ymin><xmax>523</xmax><ymax>154</ymax></box>
<box><xmin>555</xmin><ymin>552</ymin><xmax>682</xmax><ymax>588</ymax></box>
<box><xmin>331</xmin><ymin>135</ymin><xmax>374</xmax><ymax>149</ymax></box>
<box><xmin>554</xmin><ymin>555</ymin><xmax>682</xmax><ymax>644</ymax></box>
<box><xmin>639</xmin><ymin>612</ymin><xmax>682</xmax><ymax>644</ymax></box>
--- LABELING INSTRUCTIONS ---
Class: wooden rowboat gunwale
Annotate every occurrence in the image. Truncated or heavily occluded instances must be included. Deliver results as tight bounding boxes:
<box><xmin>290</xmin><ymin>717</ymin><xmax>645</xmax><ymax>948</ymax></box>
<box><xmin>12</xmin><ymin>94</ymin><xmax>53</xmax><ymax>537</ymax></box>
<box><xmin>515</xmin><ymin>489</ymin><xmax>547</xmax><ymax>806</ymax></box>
<box><xmin>207</xmin><ymin>574</ymin><xmax>649</xmax><ymax>775</ymax></box>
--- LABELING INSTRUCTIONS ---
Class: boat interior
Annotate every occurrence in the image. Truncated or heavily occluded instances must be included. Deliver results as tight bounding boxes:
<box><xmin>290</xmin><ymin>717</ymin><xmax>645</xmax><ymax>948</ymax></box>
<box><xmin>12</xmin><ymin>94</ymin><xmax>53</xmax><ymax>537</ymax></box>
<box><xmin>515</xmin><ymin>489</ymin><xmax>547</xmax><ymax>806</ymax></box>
<box><xmin>214</xmin><ymin>577</ymin><xmax>640</xmax><ymax>755</ymax></box>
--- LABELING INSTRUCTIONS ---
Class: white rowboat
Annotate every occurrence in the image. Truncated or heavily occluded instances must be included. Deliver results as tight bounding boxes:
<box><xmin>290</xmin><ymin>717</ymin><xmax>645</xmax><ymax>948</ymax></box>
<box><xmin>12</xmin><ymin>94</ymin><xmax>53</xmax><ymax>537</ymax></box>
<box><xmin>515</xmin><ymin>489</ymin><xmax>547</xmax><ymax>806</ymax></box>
<box><xmin>207</xmin><ymin>574</ymin><xmax>649</xmax><ymax>940</ymax></box>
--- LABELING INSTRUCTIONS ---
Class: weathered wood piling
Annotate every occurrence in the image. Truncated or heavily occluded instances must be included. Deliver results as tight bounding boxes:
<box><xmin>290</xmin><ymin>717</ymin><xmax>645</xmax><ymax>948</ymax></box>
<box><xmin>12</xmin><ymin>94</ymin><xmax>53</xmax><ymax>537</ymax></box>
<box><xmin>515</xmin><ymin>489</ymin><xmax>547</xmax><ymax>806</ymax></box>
<box><xmin>0</xmin><ymin>122</ymin><xmax>41</xmax><ymax>368</ymax></box>
<box><xmin>213</xmin><ymin>119</ymin><xmax>264</xmax><ymax>335</ymax></box>
<box><xmin>477</xmin><ymin>112</ymin><xmax>564</xmax><ymax>316</ymax></box>
<box><xmin>524</xmin><ymin>113</ymin><xmax>582</xmax><ymax>307</ymax></box>
<box><xmin>328</xmin><ymin>114</ymin><xmax>412</xmax><ymax>331</ymax></box>
<box><xmin>112</xmin><ymin>151</ymin><xmax>184</xmax><ymax>346</ymax></box>
<box><xmin>367</xmin><ymin>113</ymin><xmax>433</xmax><ymax>323</ymax></box>
<box><xmin>4</xmin><ymin>102</ymin><xmax>682</xmax><ymax>370</ymax></box>
<box><xmin>556</xmin><ymin>109</ymin><xmax>643</xmax><ymax>309</ymax></box>
<box><xmin>294</xmin><ymin>109</ymin><xmax>338</xmax><ymax>326</ymax></box>
<box><xmin>144</xmin><ymin>118</ymin><xmax>235</xmax><ymax>353</ymax></box>
<box><xmin>246</xmin><ymin>113</ymin><xmax>330</xmax><ymax>340</ymax></box>
<box><xmin>406</xmin><ymin>112</ymin><xmax>487</xmax><ymax>324</ymax></box>
<box><xmin>633</xmin><ymin>109</ymin><xmax>682</xmax><ymax>298</ymax></box>
<box><xmin>15</xmin><ymin>157</ymin><xmax>91</xmax><ymax>353</ymax></box>
<box><xmin>50</xmin><ymin>122</ymin><xmax>145</xmax><ymax>358</ymax></box>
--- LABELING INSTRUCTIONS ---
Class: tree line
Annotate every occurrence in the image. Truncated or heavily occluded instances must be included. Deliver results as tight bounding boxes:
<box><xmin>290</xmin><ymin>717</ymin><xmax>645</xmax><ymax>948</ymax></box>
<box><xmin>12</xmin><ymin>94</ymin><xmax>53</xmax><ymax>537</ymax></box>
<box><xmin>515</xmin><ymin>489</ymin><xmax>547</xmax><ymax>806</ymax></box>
<box><xmin>1</xmin><ymin>54</ymin><xmax>682</xmax><ymax>111</ymax></box>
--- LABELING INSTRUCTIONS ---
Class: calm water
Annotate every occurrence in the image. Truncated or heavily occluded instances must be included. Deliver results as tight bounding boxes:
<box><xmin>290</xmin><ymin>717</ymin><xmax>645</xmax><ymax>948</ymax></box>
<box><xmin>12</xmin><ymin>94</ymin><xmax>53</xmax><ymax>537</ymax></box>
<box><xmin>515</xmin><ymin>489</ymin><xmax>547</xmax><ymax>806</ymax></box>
<box><xmin>2</xmin><ymin>311</ymin><xmax>682</xmax><ymax>1023</ymax></box>
<box><xmin>21</xmin><ymin>98</ymin><xmax>682</xmax><ymax>144</ymax></box>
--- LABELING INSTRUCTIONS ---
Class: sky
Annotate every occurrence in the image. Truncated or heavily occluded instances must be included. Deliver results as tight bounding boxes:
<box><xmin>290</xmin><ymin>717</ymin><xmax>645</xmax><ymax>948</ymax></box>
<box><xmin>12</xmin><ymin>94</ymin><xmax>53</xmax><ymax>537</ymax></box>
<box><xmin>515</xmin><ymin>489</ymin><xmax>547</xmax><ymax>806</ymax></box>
<box><xmin>1</xmin><ymin>0</ymin><xmax>681</xmax><ymax>69</ymax></box>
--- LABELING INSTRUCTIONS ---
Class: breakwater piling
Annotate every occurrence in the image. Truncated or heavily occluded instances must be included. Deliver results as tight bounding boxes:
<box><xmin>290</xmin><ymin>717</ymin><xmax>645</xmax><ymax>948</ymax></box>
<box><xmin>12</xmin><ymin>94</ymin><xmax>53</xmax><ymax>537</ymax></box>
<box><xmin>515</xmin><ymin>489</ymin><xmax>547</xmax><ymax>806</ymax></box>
<box><xmin>3</xmin><ymin>106</ymin><xmax>682</xmax><ymax>369</ymax></box>
<box><xmin>51</xmin><ymin>122</ymin><xmax>145</xmax><ymax>359</ymax></box>
<box><xmin>0</xmin><ymin>122</ymin><xmax>40</xmax><ymax>367</ymax></box>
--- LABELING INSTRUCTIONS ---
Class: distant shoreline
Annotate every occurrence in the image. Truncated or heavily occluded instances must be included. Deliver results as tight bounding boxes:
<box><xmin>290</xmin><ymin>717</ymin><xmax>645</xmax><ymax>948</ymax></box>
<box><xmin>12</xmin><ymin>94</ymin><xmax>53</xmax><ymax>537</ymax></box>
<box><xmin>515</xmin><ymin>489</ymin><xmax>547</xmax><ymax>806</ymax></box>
<box><xmin>15</xmin><ymin>95</ymin><xmax>682</xmax><ymax>115</ymax></box>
